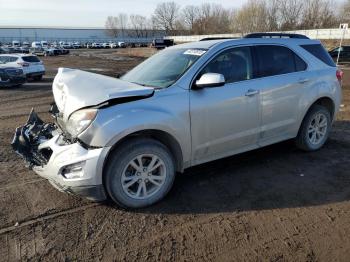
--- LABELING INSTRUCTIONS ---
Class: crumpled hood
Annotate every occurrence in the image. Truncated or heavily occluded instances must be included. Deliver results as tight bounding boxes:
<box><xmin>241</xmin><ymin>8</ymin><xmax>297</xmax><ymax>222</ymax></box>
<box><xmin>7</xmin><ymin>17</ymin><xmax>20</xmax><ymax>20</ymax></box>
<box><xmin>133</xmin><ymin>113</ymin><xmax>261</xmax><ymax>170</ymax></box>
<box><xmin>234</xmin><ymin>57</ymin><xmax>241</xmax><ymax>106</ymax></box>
<box><xmin>53</xmin><ymin>68</ymin><xmax>154</xmax><ymax>121</ymax></box>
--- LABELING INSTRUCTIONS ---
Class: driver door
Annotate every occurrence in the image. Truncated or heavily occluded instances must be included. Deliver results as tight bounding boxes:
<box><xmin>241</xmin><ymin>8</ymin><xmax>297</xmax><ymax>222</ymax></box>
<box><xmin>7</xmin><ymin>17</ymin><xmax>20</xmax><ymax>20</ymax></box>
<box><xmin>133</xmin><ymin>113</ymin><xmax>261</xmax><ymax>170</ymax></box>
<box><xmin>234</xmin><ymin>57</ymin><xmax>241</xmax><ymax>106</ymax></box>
<box><xmin>190</xmin><ymin>46</ymin><xmax>261</xmax><ymax>165</ymax></box>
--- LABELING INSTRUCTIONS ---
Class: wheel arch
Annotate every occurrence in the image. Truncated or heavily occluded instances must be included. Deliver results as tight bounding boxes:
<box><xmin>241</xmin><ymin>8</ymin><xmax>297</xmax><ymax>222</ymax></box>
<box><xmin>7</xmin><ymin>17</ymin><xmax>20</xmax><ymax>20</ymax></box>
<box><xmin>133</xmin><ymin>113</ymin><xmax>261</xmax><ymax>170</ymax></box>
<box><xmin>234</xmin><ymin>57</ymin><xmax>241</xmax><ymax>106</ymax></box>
<box><xmin>102</xmin><ymin>129</ymin><xmax>185</xmax><ymax>185</ymax></box>
<box><xmin>297</xmin><ymin>96</ymin><xmax>335</xmax><ymax>135</ymax></box>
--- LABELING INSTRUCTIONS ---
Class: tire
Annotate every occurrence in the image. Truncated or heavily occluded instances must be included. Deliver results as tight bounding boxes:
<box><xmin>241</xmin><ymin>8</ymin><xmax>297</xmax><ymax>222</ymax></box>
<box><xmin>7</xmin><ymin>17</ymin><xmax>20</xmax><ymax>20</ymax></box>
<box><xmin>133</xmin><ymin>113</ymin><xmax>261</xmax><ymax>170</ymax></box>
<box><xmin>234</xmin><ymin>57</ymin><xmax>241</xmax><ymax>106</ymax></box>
<box><xmin>295</xmin><ymin>105</ymin><xmax>331</xmax><ymax>151</ymax></box>
<box><xmin>105</xmin><ymin>138</ymin><xmax>176</xmax><ymax>208</ymax></box>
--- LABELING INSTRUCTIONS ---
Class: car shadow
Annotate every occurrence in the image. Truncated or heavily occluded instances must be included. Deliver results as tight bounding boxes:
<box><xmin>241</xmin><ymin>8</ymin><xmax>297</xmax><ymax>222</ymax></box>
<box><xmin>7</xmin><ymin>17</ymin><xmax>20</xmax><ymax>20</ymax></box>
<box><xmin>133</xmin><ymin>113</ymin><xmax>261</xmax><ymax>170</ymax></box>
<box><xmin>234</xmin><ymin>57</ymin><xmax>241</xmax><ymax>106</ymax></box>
<box><xmin>106</xmin><ymin>120</ymin><xmax>350</xmax><ymax>214</ymax></box>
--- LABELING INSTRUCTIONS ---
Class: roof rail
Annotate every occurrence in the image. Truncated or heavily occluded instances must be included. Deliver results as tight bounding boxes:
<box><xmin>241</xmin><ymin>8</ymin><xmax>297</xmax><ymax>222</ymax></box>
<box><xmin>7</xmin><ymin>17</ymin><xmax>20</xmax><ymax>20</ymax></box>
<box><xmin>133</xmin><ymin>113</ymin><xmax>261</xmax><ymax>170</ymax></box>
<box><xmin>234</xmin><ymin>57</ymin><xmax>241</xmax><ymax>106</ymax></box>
<box><xmin>200</xmin><ymin>37</ymin><xmax>238</xmax><ymax>41</ymax></box>
<box><xmin>244</xmin><ymin>33</ymin><xmax>309</xmax><ymax>39</ymax></box>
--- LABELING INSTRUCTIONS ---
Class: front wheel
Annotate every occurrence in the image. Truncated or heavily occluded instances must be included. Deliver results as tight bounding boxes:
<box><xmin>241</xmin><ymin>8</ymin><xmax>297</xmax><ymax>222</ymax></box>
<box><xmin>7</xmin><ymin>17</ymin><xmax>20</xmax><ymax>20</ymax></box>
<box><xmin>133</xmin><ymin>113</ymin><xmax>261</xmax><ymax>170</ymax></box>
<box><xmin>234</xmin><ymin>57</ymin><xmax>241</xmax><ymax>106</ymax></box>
<box><xmin>295</xmin><ymin>105</ymin><xmax>331</xmax><ymax>151</ymax></box>
<box><xmin>105</xmin><ymin>138</ymin><xmax>176</xmax><ymax>208</ymax></box>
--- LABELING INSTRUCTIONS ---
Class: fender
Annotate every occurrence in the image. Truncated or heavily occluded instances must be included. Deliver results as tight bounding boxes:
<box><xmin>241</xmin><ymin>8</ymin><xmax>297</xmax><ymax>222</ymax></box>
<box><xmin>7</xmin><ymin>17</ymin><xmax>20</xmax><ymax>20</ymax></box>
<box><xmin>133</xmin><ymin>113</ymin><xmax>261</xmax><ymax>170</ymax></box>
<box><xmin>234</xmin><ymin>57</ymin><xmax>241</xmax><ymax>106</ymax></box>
<box><xmin>78</xmin><ymin>86</ymin><xmax>192</xmax><ymax>168</ymax></box>
<box><xmin>295</xmin><ymin>73</ymin><xmax>341</xmax><ymax>135</ymax></box>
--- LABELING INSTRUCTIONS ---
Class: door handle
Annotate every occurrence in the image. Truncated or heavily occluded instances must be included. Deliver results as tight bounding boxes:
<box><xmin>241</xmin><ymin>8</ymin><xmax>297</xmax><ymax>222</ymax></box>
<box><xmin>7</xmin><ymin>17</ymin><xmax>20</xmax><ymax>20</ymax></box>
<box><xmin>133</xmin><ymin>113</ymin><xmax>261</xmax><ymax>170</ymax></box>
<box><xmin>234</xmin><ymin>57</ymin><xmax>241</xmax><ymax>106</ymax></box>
<box><xmin>298</xmin><ymin>78</ymin><xmax>309</xmax><ymax>84</ymax></box>
<box><xmin>245</xmin><ymin>89</ymin><xmax>259</xmax><ymax>96</ymax></box>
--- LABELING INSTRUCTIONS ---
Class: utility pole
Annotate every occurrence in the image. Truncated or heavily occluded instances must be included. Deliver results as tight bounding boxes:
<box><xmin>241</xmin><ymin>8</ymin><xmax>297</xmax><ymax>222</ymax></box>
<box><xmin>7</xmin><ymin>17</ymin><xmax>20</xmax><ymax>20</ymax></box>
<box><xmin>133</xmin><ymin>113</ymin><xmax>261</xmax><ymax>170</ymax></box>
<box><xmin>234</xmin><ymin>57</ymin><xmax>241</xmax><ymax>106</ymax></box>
<box><xmin>337</xmin><ymin>23</ymin><xmax>348</xmax><ymax>65</ymax></box>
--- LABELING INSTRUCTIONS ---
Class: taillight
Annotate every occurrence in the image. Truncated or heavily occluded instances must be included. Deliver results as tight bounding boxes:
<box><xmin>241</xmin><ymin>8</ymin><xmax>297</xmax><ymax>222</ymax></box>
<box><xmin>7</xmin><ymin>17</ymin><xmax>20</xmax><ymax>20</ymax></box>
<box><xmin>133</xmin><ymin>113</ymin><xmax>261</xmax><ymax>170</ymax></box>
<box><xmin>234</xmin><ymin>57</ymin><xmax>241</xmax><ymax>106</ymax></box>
<box><xmin>336</xmin><ymin>69</ymin><xmax>343</xmax><ymax>82</ymax></box>
<box><xmin>17</xmin><ymin>62</ymin><xmax>30</xmax><ymax>67</ymax></box>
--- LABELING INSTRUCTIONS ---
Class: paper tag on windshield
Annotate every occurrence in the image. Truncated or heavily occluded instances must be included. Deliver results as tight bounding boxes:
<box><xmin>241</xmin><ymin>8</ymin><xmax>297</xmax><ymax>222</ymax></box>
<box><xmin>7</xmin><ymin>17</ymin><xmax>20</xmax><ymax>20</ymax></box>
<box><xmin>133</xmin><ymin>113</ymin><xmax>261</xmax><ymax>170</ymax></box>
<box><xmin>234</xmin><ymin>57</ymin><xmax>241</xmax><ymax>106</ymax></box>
<box><xmin>184</xmin><ymin>49</ymin><xmax>206</xmax><ymax>56</ymax></box>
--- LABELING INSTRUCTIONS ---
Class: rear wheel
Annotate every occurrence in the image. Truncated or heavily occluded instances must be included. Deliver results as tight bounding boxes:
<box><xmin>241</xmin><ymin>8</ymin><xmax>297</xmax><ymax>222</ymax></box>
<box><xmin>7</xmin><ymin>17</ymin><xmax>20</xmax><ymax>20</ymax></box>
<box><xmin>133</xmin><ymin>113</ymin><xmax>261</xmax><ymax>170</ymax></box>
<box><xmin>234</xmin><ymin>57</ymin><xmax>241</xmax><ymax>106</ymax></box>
<box><xmin>105</xmin><ymin>138</ymin><xmax>176</xmax><ymax>208</ymax></box>
<box><xmin>295</xmin><ymin>105</ymin><xmax>331</xmax><ymax>151</ymax></box>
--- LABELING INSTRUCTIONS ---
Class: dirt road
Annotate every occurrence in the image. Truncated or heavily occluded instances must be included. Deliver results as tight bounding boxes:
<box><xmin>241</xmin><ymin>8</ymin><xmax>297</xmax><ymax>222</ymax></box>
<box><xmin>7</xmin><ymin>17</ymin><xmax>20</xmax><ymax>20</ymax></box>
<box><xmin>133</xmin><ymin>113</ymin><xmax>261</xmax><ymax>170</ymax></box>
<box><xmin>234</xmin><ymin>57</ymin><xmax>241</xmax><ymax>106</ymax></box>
<box><xmin>0</xmin><ymin>49</ymin><xmax>350</xmax><ymax>261</ymax></box>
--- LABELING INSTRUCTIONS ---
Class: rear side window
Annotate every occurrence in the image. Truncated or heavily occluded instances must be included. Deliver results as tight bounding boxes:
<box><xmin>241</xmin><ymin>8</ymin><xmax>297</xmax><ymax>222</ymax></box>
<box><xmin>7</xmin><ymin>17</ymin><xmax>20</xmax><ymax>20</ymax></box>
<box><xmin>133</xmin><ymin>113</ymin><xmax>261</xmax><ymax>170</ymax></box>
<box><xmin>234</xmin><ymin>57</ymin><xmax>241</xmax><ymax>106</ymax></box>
<box><xmin>22</xmin><ymin>56</ymin><xmax>40</xmax><ymax>63</ymax></box>
<box><xmin>255</xmin><ymin>45</ymin><xmax>307</xmax><ymax>77</ymax></box>
<box><xmin>300</xmin><ymin>44</ymin><xmax>335</xmax><ymax>67</ymax></box>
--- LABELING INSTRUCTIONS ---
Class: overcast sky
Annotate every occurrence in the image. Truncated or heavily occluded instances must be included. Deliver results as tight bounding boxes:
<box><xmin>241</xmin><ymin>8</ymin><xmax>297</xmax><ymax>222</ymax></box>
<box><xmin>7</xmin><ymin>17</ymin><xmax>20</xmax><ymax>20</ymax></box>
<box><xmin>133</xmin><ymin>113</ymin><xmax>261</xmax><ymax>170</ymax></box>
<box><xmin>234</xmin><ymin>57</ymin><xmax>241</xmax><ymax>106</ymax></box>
<box><xmin>0</xmin><ymin>0</ymin><xmax>247</xmax><ymax>27</ymax></box>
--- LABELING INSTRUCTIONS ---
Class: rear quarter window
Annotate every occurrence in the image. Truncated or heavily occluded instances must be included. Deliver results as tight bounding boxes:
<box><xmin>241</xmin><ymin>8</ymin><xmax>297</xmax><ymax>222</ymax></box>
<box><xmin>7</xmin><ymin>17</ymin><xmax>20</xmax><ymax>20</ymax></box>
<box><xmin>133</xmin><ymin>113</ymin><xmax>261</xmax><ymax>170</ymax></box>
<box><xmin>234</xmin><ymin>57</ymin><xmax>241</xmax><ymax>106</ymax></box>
<box><xmin>255</xmin><ymin>45</ymin><xmax>307</xmax><ymax>78</ymax></box>
<box><xmin>301</xmin><ymin>44</ymin><xmax>335</xmax><ymax>67</ymax></box>
<box><xmin>22</xmin><ymin>56</ymin><xmax>40</xmax><ymax>63</ymax></box>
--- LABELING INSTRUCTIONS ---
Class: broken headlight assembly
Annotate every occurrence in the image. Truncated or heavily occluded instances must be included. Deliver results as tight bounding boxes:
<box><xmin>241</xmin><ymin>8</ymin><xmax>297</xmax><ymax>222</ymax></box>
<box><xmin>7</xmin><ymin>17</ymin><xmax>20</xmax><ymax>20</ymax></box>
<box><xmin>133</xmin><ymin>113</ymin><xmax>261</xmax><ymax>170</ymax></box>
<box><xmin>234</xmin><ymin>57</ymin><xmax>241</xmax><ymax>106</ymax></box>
<box><xmin>65</xmin><ymin>109</ymin><xmax>97</xmax><ymax>137</ymax></box>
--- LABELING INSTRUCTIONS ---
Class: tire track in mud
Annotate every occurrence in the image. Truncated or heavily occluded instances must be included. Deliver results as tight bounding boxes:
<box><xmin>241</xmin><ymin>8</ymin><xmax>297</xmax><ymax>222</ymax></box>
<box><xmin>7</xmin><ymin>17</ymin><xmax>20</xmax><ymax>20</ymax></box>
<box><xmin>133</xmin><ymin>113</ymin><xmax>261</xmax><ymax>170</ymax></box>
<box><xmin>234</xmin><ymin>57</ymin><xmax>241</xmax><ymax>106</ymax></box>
<box><xmin>0</xmin><ymin>178</ymin><xmax>45</xmax><ymax>190</ymax></box>
<box><xmin>0</xmin><ymin>203</ymin><xmax>101</xmax><ymax>235</ymax></box>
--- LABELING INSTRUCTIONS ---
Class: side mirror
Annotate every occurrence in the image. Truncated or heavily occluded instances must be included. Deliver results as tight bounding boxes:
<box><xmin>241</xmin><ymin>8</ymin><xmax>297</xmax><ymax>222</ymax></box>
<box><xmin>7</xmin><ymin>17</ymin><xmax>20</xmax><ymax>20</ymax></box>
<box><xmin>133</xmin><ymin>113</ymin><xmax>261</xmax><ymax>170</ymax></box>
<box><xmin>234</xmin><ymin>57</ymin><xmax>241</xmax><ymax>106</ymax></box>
<box><xmin>194</xmin><ymin>73</ymin><xmax>225</xmax><ymax>89</ymax></box>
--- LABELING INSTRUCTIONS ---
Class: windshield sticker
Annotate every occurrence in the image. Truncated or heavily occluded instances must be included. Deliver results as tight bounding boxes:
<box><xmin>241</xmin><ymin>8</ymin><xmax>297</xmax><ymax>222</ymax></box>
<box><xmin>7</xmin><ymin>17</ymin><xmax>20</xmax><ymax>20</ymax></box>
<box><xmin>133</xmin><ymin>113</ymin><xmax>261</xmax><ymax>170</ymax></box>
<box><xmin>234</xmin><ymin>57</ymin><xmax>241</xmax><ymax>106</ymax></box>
<box><xmin>184</xmin><ymin>49</ymin><xmax>206</xmax><ymax>56</ymax></box>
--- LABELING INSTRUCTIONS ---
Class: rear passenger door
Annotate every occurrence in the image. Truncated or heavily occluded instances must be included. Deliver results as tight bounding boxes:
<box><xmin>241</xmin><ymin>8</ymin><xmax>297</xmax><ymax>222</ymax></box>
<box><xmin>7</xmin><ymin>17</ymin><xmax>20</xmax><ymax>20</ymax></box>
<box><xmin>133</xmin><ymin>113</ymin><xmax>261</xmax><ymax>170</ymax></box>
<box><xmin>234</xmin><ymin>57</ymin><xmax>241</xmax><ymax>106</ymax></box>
<box><xmin>254</xmin><ymin>45</ymin><xmax>308</xmax><ymax>146</ymax></box>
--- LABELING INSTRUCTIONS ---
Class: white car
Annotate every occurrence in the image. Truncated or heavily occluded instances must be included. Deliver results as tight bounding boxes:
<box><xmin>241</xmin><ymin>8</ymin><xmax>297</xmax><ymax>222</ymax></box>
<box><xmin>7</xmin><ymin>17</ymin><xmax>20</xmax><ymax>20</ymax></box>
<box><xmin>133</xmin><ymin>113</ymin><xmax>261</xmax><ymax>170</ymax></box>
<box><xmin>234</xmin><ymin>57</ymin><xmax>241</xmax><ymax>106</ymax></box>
<box><xmin>118</xmin><ymin>41</ymin><xmax>126</xmax><ymax>48</ymax></box>
<box><xmin>32</xmin><ymin>41</ymin><xmax>42</xmax><ymax>48</ymax></box>
<box><xmin>109</xmin><ymin>42</ymin><xmax>117</xmax><ymax>48</ymax></box>
<box><xmin>92</xmin><ymin>43</ymin><xmax>102</xmax><ymax>48</ymax></box>
<box><xmin>0</xmin><ymin>54</ymin><xmax>45</xmax><ymax>80</ymax></box>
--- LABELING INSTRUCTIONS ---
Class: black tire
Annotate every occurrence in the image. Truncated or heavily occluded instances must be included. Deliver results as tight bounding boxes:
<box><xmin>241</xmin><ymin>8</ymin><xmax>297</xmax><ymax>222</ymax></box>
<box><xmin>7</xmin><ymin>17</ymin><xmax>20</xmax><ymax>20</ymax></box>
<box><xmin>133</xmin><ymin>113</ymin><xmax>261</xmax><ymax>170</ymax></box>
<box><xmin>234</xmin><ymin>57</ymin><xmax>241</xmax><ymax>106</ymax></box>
<box><xmin>295</xmin><ymin>104</ymin><xmax>331</xmax><ymax>151</ymax></box>
<box><xmin>105</xmin><ymin>138</ymin><xmax>176</xmax><ymax>208</ymax></box>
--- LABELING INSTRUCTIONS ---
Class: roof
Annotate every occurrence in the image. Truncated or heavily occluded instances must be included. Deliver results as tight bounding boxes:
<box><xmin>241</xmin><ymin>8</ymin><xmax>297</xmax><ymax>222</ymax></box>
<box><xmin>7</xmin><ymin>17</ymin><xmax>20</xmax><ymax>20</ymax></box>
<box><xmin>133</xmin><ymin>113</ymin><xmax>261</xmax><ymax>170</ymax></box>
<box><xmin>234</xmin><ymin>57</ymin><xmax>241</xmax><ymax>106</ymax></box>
<box><xmin>171</xmin><ymin>37</ymin><xmax>319</xmax><ymax>50</ymax></box>
<box><xmin>0</xmin><ymin>53</ymin><xmax>36</xmax><ymax>57</ymax></box>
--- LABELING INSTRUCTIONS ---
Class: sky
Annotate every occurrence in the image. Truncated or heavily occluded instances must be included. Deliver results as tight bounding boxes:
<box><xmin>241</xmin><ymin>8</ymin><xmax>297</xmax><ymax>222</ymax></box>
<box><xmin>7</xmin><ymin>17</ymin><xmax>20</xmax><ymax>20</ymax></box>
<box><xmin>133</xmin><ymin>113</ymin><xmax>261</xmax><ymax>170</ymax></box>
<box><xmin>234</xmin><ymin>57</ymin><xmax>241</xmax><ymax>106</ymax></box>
<box><xmin>0</xmin><ymin>0</ymin><xmax>247</xmax><ymax>28</ymax></box>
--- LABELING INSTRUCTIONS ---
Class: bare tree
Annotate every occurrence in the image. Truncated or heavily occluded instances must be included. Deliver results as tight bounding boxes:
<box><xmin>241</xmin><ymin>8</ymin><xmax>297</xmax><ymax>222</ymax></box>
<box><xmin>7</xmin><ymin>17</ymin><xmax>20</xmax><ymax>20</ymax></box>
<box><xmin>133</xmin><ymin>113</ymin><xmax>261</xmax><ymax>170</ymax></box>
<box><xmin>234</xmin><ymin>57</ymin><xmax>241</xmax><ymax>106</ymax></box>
<box><xmin>106</xmin><ymin>0</ymin><xmax>341</xmax><ymax>38</ymax></box>
<box><xmin>152</xmin><ymin>2</ymin><xmax>180</xmax><ymax>34</ymax></box>
<box><xmin>117</xmin><ymin>13</ymin><xmax>129</xmax><ymax>38</ymax></box>
<box><xmin>105</xmin><ymin>16</ymin><xmax>119</xmax><ymax>37</ymax></box>
<box><xmin>279</xmin><ymin>0</ymin><xmax>304</xmax><ymax>30</ymax></box>
<box><xmin>231</xmin><ymin>0</ymin><xmax>269</xmax><ymax>34</ymax></box>
<box><xmin>182</xmin><ymin>5</ymin><xmax>199</xmax><ymax>33</ymax></box>
<box><xmin>191</xmin><ymin>4</ymin><xmax>231</xmax><ymax>34</ymax></box>
<box><xmin>130</xmin><ymin>14</ymin><xmax>149</xmax><ymax>38</ymax></box>
<box><xmin>264</xmin><ymin>0</ymin><xmax>280</xmax><ymax>31</ymax></box>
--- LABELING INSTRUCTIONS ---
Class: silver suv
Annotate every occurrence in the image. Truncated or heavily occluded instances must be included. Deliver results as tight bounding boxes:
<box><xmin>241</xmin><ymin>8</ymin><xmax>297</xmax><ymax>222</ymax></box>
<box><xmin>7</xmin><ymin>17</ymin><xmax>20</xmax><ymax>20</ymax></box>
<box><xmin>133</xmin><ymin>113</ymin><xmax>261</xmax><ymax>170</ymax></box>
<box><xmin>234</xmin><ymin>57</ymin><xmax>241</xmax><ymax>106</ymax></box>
<box><xmin>12</xmin><ymin>33</ymin><xmax>342</xmax><ymax>208</ymax></box>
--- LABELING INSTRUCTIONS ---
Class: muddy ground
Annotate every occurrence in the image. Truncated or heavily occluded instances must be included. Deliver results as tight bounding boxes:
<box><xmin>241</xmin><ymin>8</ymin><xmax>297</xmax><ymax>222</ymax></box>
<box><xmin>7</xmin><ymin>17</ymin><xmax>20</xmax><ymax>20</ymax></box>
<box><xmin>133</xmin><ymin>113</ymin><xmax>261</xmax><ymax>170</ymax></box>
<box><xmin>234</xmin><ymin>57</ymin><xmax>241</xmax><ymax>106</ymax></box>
<box><xmin>0</xmin><ymin>48</ymin><xmax>350</xmax><ymax>261</ymax></box>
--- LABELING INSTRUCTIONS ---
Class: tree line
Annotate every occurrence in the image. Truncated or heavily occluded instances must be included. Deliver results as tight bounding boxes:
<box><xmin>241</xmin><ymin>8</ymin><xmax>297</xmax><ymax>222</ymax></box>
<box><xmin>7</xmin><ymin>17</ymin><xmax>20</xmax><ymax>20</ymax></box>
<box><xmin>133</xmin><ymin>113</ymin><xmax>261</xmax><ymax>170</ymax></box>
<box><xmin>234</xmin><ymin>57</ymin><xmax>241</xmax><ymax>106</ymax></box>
<box><xmin>105</xmin><ymin>0</ymin><xmax>350</xmax><ymax>37</ymax></box>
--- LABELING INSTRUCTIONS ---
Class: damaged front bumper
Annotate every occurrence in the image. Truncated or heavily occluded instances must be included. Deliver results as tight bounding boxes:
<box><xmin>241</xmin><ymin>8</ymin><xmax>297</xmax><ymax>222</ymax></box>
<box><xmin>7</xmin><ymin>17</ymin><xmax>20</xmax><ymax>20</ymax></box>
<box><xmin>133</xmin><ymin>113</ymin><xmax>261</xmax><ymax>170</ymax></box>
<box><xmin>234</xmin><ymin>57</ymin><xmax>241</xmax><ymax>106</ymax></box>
<box><xmin>11</xmin><ymin>110</ymin><xmax>107</xmax><ymax>201</ymax></box>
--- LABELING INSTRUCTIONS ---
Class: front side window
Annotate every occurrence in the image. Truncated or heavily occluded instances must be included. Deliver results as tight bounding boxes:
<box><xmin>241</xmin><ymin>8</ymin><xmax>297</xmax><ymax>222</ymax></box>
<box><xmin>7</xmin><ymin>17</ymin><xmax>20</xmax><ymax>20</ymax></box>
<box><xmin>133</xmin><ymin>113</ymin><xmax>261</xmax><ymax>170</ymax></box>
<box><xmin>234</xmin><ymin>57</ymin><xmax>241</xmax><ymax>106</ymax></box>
<box><xmin>255</xmin><ymin>45</ymin><xmax>306</xmax><ymax>77</ymax></box>
<box><xmin>200</xmin><ymin>46</ymin><xmax>253</xmax><ymax>84</ymax></box>
<box><xmin>121</xmin><ymin>48</ymin><xmax>206</xmax><ymax>88</ymax></box>
<box><xmin>0</xmin><ymin>56</ymin><xmax>10</xmax><ymax>63</ymax></box>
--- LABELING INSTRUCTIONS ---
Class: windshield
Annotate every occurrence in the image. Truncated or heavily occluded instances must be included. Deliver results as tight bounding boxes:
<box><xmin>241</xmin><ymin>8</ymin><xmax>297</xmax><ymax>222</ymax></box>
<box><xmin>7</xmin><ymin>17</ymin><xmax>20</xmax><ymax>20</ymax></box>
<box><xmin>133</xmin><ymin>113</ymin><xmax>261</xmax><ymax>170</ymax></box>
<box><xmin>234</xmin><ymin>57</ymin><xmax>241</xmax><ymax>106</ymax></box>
<box><xmin>121</xmin><ymin>48</ymin><xmax>206</xmax><ymax>88</ymax></box>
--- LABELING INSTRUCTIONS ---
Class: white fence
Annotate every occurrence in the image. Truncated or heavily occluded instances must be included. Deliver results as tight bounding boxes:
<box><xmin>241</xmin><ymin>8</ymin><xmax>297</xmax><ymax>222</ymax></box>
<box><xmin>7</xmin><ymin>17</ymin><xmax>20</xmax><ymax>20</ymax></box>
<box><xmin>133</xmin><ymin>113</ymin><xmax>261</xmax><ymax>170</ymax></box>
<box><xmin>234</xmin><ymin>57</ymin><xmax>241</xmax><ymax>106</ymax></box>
<box><xmin>165</xmin><ymin>28</ymin><xmax>350</xmax><ymax>42</ymax></box>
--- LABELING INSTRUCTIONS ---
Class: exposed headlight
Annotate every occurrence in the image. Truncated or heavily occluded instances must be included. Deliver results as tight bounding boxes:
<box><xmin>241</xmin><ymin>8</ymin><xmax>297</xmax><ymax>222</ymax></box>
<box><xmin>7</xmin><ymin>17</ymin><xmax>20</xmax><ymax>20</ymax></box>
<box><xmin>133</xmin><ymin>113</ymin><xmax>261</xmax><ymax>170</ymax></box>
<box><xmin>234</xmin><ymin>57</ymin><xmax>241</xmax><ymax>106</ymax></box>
<box><xmin>65</xmin><ymin>109</ymin><xmax>97</xmax><ymax>137</ymax></box>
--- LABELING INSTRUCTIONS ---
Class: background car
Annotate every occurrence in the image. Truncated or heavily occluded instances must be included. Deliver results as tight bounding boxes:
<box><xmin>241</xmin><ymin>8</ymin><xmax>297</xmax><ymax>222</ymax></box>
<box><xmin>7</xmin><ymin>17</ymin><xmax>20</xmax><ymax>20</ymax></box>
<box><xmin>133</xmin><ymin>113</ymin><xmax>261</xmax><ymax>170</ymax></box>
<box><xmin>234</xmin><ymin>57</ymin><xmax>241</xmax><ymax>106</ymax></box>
<box><xmin>0</xmin><ymin>63</ymin><xmax>26</xmax><ymax>87</ymax></box>
<box><xmin>0</xmin><ymin>54</ymin><xmax>45</xmax><ymax>80</ymax></box>
<box><xmin>329</xmin><ymin>46</ymin><xmax>350</xmax><ymax>62</ymax></box>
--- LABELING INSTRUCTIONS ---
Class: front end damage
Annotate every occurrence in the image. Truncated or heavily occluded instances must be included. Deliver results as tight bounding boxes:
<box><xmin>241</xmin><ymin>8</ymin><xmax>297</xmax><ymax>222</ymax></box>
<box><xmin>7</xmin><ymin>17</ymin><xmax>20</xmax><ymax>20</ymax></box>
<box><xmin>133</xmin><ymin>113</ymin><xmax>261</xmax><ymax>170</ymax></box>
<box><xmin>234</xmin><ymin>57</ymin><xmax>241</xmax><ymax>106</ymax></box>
<box><xmin>12</xmin><ymin>109</ymin><xmax>56</xmax><ymax>168</ymax></box>
<box><xmin>11</xmin><ymin>68</ymin><xmax>156</xmax><ymax>202</ymax></box>
<box><xmin>11</xmin><ymin>108</ymin><xmax>107</xmax><ymax>201</ymax></box>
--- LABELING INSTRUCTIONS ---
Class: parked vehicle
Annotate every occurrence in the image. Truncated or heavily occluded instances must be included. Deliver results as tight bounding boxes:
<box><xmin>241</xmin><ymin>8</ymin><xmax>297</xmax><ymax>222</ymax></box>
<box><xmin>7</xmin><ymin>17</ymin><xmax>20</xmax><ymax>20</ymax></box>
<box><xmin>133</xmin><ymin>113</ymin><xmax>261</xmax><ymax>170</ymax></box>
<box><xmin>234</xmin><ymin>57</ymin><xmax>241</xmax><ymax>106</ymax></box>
<box><xmin>151</xmin><ymin>38</ymin><xmax>174</xmax><ymax>49</ymax></box>
<box><xmin>58</xmin><ymin>48</ymin><xmax>70</xmax><ymax>55</ymax></box>
<box><xmin>118</xmin><ymin>41</ymin><xmax>126</xmax><ymax>48</ymax></box>
<box><xmin>44</xmin><ymin>48</ymin><xmax>61</xmax><ymax>56</ymax></box>
<box><xmin>72</xmin><ymin>42</ymin><xmax>81</xmax><ymax>49</ymax></box>
<box><xmin>31</xmin><ymin>41</ymin><xmax>42</xmax><ymax>48</ymax></box>
<box><xmin>102</xmin><ymin>43</ymin><xmax>109</xmax><ymax>48</ymax></box>
<box><xmin>328</xmin><ymin>46</ymin><xmax>350</xmax><ymax>62</ymax></box>
<box><xmin>29</xmin><ymin>47</ymin><xmax>46</xmax><ymax>56</ymax></box>
<box><xmin>12</xmin><ymin>34</ymin><xmax>342</xmax><ymax>208</ymax></box>
<box><xmin>12</xmin><ymin>40</ymin><xmax>20</xmax><ymax>48</ymax></box>
<box><xmin>109</xmin><ymin>42</ymin><xmax>117</xmax><ymax>48</ymax></box>
<box><xmin>22</xmin><ymin>42</ymin><xmax>30</xmax><ymax>48</ymax></box>
<box><xmin>41</xmin><ymin>41</ymin><xmax>48</xmax><ymax>48</ymax></box>
<box><xmin>92</xmin><ymin>42</ymin><xmax>102</xmax><ymax>48</ymax></box>
<box><xmin>19</xmin><ymin>47</ymin><xmax>30</xmax><ymax>54</ymax></box>
<box><xmin>0</xmin><ymin>63</ymin><xmax>26</xmax><ymax>87</ymax></box>
<box><xmin>0</xmin><ymin>54</ymin><xmax>45</xmax><ymax>80</ymax></box>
